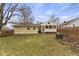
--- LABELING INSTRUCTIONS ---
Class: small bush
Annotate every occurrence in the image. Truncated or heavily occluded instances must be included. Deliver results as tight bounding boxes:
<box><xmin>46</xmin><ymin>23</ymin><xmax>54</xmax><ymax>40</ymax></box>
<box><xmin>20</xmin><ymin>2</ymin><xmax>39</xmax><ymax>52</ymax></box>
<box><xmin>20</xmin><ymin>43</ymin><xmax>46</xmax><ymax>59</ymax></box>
<box><xmin>0</xmin><ymin>30</ymin><xmax>14</xmax><ymax>37</ymax></box>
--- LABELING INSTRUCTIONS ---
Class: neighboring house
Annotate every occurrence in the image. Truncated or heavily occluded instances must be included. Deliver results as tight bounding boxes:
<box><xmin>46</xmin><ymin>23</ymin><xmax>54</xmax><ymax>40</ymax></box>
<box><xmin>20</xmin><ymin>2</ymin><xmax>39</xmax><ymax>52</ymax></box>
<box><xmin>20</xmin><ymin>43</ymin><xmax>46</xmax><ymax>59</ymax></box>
<box><xmin>14</xmin><ymin>22</ymin><xmax>39</xmax><ymax>34</ymax></box>
<box><xmin>40</xmin><ymin>22</ymin><xmax>57</xmax><ymax>33</ymax></box>
<box><xmin>2</xmin><ymin>24</ymin><xmax>14</xmax><ymax>30</ymax></box>
<box><xmin>60</xmin><ymin>18</ymin><xmax>79</xmax><ymax>28</ymax></box>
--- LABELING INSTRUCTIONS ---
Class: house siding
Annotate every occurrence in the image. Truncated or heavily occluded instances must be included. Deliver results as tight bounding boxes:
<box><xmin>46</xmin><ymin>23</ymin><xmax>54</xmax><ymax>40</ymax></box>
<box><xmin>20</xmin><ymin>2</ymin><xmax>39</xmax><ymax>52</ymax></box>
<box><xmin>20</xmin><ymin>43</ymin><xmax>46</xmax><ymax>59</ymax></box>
<box><xmin>41</xmin><ymin>23</ymin><xmax>57</xmax><ymax>33</ymax></box>
<box><xmin>14</xmin><ymin>27</ymin><xmax>38</xmax><ymax>34</ymax></box>
<box><xmin>44</xmin><ymin>29</ymin><xmax>57</xmax><ymax>32</ymax></box>
<box><xmin>63</xmin><ymin>19</ymin><xmax>79</xmax><ymax>27</ymax></box>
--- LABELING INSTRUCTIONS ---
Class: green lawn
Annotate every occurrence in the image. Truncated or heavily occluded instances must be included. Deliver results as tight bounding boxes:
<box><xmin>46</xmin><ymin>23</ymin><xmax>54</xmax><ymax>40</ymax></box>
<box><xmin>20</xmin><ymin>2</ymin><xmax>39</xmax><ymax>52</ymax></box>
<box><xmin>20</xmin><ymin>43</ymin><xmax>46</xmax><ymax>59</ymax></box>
<box><xmin>0</xmin><ymin>34</ymin><xmax>79</xmax><ymax>56</ymax></box>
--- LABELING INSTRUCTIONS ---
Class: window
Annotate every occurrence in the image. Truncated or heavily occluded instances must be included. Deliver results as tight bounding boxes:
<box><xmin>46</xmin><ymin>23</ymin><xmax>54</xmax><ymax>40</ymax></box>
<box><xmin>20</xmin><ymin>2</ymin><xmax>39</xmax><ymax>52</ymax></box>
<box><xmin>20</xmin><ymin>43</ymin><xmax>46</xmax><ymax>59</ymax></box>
<box><xmin>52</xmin><ymin>25</ymin><xmax>56</xmax><ymax>29</ymax></box>
<box><xmin>33</xmin><ymin>27</ymin><xmax>36</xmax><ymax>30</ymax></box>
<box><xmin>27</xmin><ymin>27</ymin><xmax>30</xmax><ymax>30</ymax></box>
<box><xmin>49</xmin><ymin>26</ymin><xmax>52</xmax><ymax>29</ymax></box>
<box><xmin>45</xmin><ymin>26</ymin><xmax>48</xmax><ymax>29</ymax></box>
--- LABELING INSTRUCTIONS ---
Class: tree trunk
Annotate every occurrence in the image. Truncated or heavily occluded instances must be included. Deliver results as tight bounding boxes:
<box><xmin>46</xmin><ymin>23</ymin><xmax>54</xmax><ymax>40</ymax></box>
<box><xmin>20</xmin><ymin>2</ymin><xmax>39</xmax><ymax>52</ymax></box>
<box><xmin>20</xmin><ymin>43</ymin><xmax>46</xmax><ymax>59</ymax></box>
<box><xmin>0</xmin><ymin>3</ymin><xmax>4</xmax><ymax>30</ymax></box>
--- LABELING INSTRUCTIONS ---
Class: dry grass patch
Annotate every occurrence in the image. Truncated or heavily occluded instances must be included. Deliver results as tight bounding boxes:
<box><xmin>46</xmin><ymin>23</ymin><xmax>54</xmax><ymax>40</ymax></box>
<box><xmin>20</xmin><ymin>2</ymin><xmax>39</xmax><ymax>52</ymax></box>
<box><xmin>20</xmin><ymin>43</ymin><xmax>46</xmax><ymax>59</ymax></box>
<box><xmin>0</xmin><ymin>34</ymin><xmax>79</xmax><ymax>56</ymax></box>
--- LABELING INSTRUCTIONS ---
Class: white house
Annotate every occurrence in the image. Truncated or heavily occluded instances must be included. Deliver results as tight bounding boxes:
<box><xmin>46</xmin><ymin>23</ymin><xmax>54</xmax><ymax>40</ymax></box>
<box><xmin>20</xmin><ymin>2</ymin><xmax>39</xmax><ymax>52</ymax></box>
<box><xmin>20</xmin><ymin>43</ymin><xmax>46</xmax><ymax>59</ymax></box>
<box><xmin>60</xmin><ymin>18</ymin><xmax>79</xmax><ymax>28</ymax></box>
<box><xmin>7</xmin><ymin>21</ymin><xmax>57</xmax><ymax>34</ymax></box>
<box><xmin>14</xmin><ymin>22</ymin><xmax>39</xmax><ymax>34</ymax></box>
<box><xmin>40</xmin><ymin>22</ymin><xmax>57</xmax><ymax>33</ymax></box>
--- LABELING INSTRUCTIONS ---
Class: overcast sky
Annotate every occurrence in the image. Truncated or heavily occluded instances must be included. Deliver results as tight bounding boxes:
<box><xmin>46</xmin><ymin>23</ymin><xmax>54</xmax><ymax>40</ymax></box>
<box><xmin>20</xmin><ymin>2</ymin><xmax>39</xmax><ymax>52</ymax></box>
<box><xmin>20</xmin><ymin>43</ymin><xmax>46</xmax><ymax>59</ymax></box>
<box><xmin>25</xmin><ymin>3</ymin><xmax>79</xmax><ymax>23</ymax></box>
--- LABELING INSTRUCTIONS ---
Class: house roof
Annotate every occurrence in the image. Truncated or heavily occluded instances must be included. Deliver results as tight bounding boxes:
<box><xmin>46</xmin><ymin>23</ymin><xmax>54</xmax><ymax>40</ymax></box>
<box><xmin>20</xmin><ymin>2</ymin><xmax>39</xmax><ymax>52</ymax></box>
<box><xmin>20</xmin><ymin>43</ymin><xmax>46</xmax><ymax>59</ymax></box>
<box><xmin>14</xmin><ymin>22</ymin><xmax>40</xmax><ymax>27</ymax></box>
<box><xmin>66</xmin><ymin>17</ymin><xmax>79</xmax><ymax>24</ymax></box>
<box><xmin>41</xmin><ymin>21</ymin><xmax>56</xmax><ymax>26</ymax></box>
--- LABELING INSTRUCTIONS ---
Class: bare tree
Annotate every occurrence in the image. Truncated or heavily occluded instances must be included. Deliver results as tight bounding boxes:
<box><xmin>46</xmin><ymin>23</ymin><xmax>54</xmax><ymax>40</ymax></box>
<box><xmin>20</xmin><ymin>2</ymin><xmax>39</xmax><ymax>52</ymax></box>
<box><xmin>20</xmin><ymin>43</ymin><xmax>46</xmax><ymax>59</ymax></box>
<box><xmin>19</xmin><ymin>5</ymin><xmax>34</xmax><ymax>24</ymax></box>
<box><xmin>49</xmin><ymin>14</ymin><xmax>60</xmax><ymax>25</ymax></box>
<box><xmin>35</xmin><ymin>20</ymin><xmax>41</xmax><ymax>24</ymax></box>
<box><xmin>0</xmin><ymin>3</ymin><xmax>18</xmax><ymax>30</ymax></box>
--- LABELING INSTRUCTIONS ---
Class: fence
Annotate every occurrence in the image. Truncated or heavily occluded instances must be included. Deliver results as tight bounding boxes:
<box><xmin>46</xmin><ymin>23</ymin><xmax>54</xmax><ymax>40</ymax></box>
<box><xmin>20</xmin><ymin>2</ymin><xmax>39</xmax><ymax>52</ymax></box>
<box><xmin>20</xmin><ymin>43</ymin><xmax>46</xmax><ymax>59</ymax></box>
<box><xmin>57</xmin><ymin>28</ymin><xmax>79</xmax><ymax>43</ymax></box>
<box><xmin>57</xmin><ymin>27</ymin><xmax>79</xmax><ymax>51</ymax></box>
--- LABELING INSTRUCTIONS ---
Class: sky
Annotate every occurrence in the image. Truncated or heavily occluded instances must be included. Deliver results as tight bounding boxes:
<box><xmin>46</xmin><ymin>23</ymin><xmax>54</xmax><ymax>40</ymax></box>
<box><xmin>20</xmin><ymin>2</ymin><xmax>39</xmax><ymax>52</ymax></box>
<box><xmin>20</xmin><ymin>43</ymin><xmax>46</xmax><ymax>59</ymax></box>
<box><xmin>3</xmin><ymin>3</ymin><xmax>79</xmax><ymax>28</ymax></box>
<box><xmin>25</xmin><ymin>3</ymin><xmax>79</xmax><ymax>23</ymax></box>
<box><xmin>5</xmin><ymin>3</ymin><xmax>79</xmax><ymax>23</ymax></box>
